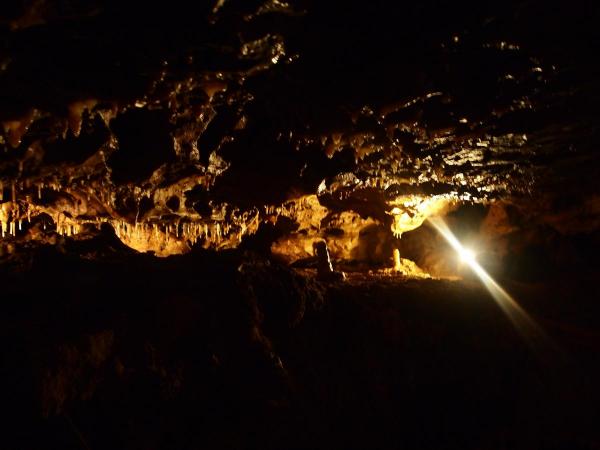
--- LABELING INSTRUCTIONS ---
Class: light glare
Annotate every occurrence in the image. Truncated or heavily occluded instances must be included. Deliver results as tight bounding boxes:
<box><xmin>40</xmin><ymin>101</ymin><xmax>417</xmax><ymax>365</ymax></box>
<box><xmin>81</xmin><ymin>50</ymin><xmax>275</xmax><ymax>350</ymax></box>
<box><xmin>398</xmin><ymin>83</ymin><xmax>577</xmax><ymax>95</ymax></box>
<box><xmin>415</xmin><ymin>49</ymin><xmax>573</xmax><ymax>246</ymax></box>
<box><xmin>428</xmin><ymin>216</ymin><xmax>551</xmax><ymax>352</ymax></box>
<box><xmin>459</xmin><ymin>247</ymin><xmax>476</xmax><ymax>264</ymax></box>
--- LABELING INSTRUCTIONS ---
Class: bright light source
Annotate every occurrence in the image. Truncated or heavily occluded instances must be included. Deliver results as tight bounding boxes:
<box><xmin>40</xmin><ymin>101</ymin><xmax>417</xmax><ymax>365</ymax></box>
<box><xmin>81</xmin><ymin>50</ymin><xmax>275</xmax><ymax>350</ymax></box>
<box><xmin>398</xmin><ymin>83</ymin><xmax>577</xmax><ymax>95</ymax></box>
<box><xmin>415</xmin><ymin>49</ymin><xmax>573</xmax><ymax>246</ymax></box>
<box><xmin>458</xmin><ymin>247</ymin><xmax>476</xmax><ymax>264</ymax></box>
<box><xmin>427</xmin><ymin>216</ymin><xmax>552</xmax><ymax>352</ymax></box>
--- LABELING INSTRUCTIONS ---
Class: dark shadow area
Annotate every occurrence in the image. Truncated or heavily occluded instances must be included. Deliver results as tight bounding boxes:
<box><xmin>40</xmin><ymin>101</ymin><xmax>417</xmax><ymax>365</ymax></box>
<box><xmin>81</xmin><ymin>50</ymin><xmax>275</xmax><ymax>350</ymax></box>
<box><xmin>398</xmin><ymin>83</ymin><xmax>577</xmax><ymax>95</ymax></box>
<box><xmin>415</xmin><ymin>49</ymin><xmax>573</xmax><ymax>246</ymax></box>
<box><xmin>108</xmin><ymin>109</ymin><xmax>175</xmax><ymax>184</ymax></box>
<box><xmin>1</xmin><ymin>236</ymin><xmax>599</xmax><ymax>450</ymax></box>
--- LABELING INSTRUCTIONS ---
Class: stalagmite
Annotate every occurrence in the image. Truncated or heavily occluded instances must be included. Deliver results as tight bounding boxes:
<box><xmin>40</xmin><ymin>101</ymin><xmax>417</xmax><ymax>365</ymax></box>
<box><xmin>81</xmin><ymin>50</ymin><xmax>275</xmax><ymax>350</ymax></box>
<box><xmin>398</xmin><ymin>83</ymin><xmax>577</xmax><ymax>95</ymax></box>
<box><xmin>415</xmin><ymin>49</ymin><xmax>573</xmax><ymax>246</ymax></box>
<box><xmin>313</xmin><ymin>241</ymin><xmax>345</xmax><ymax>281</ymax></box>
<box><xmin>393</xmin><ymin>248</ymin><xmax>401</xmax><ymax>271</ymax></box>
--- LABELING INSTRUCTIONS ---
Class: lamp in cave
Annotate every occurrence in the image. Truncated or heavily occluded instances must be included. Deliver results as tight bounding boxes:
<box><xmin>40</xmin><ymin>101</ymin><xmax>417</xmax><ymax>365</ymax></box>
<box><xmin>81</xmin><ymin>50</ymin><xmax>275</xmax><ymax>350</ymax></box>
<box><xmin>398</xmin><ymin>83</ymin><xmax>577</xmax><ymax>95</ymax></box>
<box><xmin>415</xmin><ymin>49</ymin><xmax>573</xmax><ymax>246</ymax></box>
<box><xmin>458</xmin><ymin>247</ymin><xmax>476</xmax><ymax>264</ymax></box>
<box><xmin>428</xmin><ymin>216</ymin><xmax>551</xmax><ymax>351</ymax></box>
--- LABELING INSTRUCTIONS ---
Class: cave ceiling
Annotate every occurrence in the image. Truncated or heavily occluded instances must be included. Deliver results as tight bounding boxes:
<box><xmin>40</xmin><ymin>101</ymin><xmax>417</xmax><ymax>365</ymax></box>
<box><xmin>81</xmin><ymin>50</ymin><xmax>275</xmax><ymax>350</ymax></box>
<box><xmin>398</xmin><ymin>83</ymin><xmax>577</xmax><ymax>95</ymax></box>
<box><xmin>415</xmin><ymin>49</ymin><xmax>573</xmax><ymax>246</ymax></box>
<box><xmin>0</xmin><ymin>0</ymin><xmax>598</xmax><ymax>258</ymax></box>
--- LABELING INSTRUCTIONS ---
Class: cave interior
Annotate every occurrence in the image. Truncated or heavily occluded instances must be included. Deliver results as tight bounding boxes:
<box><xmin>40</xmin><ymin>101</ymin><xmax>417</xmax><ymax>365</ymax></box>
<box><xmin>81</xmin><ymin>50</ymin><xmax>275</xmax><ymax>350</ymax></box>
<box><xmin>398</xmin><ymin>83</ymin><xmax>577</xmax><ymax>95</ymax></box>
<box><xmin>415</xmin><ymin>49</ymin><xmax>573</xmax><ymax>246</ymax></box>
<box><xmin>1</xmin><ymin>1</ymin><xmax>600</xmax><ymax>449</ymax></box>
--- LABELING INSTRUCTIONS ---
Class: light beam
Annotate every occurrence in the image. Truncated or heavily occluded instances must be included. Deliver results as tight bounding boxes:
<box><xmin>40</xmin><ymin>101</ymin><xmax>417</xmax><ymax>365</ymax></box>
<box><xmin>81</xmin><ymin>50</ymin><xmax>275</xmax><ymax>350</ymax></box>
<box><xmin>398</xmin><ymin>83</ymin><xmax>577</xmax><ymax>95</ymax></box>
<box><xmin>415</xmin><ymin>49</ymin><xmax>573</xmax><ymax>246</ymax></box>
<box><xmin>458</xmin><ymin>247</ymin><xmax>476</xmax><ymax>264</ymax></box>
<box><xmin>428</xmin><ymin>216</ymin><xmax>551</xmax><ymax>351</ymax></box>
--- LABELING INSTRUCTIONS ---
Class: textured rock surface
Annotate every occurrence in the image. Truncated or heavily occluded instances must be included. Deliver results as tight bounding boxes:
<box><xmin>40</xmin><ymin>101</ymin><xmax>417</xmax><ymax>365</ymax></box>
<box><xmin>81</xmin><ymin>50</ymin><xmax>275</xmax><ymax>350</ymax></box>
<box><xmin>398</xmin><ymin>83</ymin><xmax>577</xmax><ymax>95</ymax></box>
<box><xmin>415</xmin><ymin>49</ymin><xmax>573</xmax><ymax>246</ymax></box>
<box><xmin>0</xmin><ymin>0</ymin><xmax>598</xmax><ymax>261</ymax></box>
<box><xmin>1</xmin><ymin>2</ymin><xmax>600</xmax><ymax>450</ymax></box>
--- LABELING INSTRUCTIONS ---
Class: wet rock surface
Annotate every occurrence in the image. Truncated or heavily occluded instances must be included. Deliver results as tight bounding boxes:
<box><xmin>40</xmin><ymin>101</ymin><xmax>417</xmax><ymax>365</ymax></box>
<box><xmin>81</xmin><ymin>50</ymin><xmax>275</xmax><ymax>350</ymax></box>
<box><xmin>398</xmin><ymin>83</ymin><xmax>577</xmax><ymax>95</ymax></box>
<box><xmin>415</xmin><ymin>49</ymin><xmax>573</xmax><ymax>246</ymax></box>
<box><xmin>1</xmin><ymin>1</ymin><xmax>600</xmax><ymax>449</ymax></box>
<box><xmin>0</xmin><ymin>0</ymin><xmax>598</xmax><ymax>256</ymax></box>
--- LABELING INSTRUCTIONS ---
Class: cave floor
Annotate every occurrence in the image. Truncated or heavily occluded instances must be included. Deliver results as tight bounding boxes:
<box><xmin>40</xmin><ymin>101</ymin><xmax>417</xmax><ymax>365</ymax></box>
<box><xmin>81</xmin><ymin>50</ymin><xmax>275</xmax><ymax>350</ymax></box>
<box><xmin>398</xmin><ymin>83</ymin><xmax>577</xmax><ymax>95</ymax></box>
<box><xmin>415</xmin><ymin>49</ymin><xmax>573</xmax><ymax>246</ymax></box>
<box><xmin>285</xmin><ymin>270</ymin><xmax>600</xmax><ymax>449</ymax></box>
<box><xmin>2</xmin><ymin>254</ymin><xmax>599</xmax><ymax>450</ymax></box>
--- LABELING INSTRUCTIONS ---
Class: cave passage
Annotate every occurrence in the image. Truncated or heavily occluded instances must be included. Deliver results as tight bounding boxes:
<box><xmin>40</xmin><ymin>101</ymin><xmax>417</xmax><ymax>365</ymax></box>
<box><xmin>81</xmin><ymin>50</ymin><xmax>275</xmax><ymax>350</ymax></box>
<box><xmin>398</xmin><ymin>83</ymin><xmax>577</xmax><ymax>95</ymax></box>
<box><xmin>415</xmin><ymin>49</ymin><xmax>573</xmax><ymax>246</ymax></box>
<box><xmin>1</xmin><ymin>1</ymin><xmax>600</xmax><ymax>449</ymax></box>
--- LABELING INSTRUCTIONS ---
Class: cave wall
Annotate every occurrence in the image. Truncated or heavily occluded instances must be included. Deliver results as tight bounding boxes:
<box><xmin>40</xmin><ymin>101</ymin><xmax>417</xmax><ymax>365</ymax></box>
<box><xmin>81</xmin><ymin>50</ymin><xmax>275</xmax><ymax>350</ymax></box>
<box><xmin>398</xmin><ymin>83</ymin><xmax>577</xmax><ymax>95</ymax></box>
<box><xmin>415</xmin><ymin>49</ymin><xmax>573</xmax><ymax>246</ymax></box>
<box><xmin>0</xmin><ymin>0</ymin><xmax>598</xmax><ymax>265</ymax></box>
